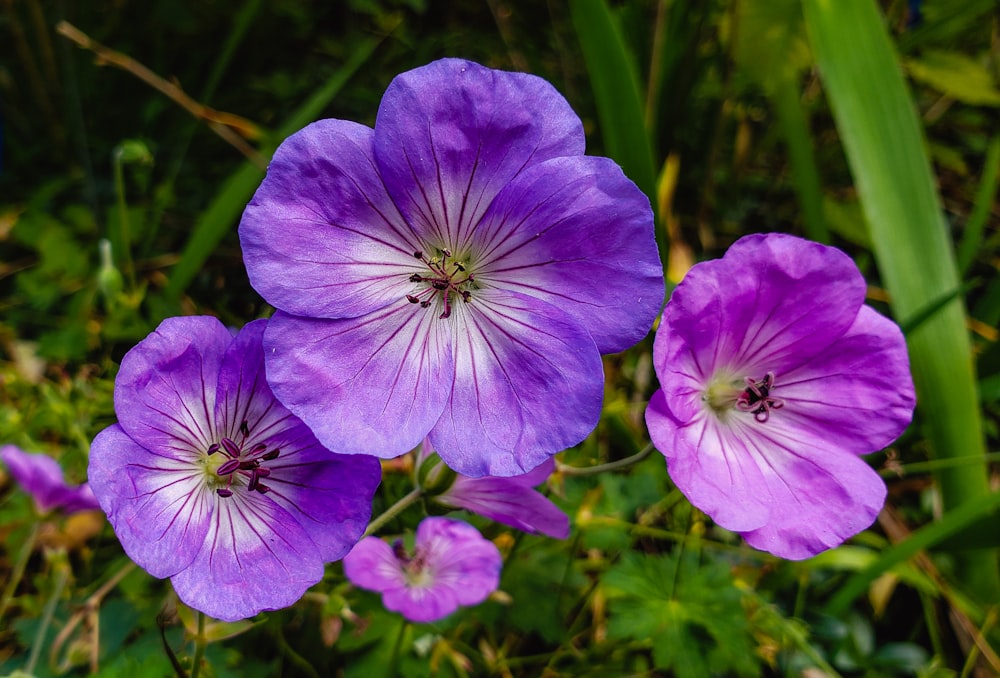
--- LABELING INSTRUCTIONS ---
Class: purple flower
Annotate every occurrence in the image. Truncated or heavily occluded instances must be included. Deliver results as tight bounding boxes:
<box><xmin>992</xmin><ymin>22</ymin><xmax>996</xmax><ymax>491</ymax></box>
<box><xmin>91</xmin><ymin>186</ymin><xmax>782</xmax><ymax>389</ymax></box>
<box><xmin>239</xmin><ymin>58</ymin><xmax>664</xmax><ymax>478</ymax></box>
<box><xmin>0</xmin><ymin>445</ymin><xmax>100</xmax><ymax>515</ymax></box>
<box><xmin>433</xmin><ymin>457</ymin><xmax>569</xmax><ymax>539</ymax></box>
<box><xmin>644</xmin><ymin>234</ymin><xmax>915</xmax><ymax>560</ymax></box>
<box><xmin>88</xmin><ymin>316</ymin><xmax>381</xmax><ymax>621</ymax></box>
<box><xmin>343</xmin><ymin>517</ymin><xmax>501</xmax><ymax>623</ymax></box>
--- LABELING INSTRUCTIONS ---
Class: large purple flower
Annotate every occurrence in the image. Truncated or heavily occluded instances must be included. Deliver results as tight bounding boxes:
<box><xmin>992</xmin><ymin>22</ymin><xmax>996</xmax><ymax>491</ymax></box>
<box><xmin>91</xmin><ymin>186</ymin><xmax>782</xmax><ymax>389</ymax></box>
<box><xmin>88</xmin><ymin>316</ymin><xmax>381</xmax><ymax>621</ymax></box>
<box><xmin>0</xmin><ymin>445</ymin><xmax>99</xmax><ymax>515</ymax></box>
<box><xmin>645</xmin><ymin>234</ymin><xmax>915</xmax><ymax>560</ymax></box>
<box><xmin>239</xmin><ymin>58</ymin><xmax>664</xmax><ymax>478</ymax></box>
<box><xmin>343</xmin><ymin>517</ymin><xmax>501</xmax><ymax>623</ymax></box>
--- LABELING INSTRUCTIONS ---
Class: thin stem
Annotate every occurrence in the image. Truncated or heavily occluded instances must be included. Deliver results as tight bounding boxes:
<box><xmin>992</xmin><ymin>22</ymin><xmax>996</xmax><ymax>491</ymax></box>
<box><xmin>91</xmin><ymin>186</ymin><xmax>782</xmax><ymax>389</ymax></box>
<box><xmin>556</xmin><ymin>443</ymin><xmax>655</xmax><ymax>477</ymax></box>
<box><xmin>26</xmin><ymin>552</ymin><xmax>70</xmax><ymax>675</ymax></box>
<box><xmin>880</xmin><ymin>451</ymin><xmax>1000</xmax><ymax>478</ymax></box>
<box><xmin>0</xmin><ymin>521</ymin><xmax>42</xmax><ymax>622</ymax></box>
<box><xmin>364</xmin><ymin>487</ymin><xmax>423</xmax><ymax>537</ymax></box>
<box><xmin>190</xmin><ymin>611</ymin><xmax>207</xmax><ymax>678</ymax></box>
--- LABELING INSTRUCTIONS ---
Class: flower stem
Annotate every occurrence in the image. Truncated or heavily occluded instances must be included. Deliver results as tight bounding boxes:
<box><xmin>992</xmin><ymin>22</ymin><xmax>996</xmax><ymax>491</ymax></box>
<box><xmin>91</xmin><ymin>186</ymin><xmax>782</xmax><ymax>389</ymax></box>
<box><xmin>0</xmin><ymin>521</ymin><xmax>41</xmax><ymax>623</ymax></box>
<box><xmin>190</xmin><ymin>611</ymin><xmax>207</xmax><ymax>678</ymax></box>
<box><xmin>364</xmin><ymin>487</ymin><xmax>423</xmax><ymax>537</ymax></box>
<box><xmin>556</xmin><ymin>442</ymin><xmax>655</xmax><ymax>477</ymax></box>
<box><xmin>26</xmin><ymin>551</ymin><xmax>70</xmax><ymax>675</ymax></box>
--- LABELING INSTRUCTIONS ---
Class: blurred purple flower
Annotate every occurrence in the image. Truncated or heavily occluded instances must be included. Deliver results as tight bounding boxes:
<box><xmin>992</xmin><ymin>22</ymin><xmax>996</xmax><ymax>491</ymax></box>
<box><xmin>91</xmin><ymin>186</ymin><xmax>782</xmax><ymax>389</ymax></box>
<box><xmin>645</xmin><ymin>234</ymin><xmax>915</xmax><ymax>560</ymax></box>
<box><xmin>343</xmin><ymin>517</ymin><xmax>501</xmax><ymax>623</ymax></box>
<box><xmin>0</xmin><ymin>445</ymin><xmax>99</xmax><ymax>515</ymax></box>
<box><xmin>239</xmin><ymin>58</ymin><xmax>664</xmax><ymax>478</ymax></box>
<box><xmin>433</xmin><ymin>456</ymin><xmax>569</xmax><ymax>539</ymax></box>
<box><xmin>88</xmin><ymin>316</ymin><xmax>381</xmax><ymax>621</ymax></box>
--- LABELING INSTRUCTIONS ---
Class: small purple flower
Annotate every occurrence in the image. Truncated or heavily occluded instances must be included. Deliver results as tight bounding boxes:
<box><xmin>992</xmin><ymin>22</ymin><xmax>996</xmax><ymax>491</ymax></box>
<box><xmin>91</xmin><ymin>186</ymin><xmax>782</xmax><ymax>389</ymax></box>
<box><xmin>645</xmin><ymin>234</ymin><xmax>915</xmax><ymax>560</ymax></box>
<box><xmin>433</xmin><ymin>457</ymin><xmax>569</xmax><ymax>539</ymax></box>
<box><xmin>239</xmin><ymin>58</ymin><xmax>664</xmax><ymax>478</ymax></box>
<box><xmin>88</xmin><ymin>316</ymin><xmax>381</xmax><ymax>621</ymax></box>
<box><xmin>343</xmin><ymin>517</ymin><xmax>501</xmax><ymax>623</ymax></box>
<box><xmin>0</xmin><ymin>445</ymin><xmax>100</xmax><ymax>515</ymax></box>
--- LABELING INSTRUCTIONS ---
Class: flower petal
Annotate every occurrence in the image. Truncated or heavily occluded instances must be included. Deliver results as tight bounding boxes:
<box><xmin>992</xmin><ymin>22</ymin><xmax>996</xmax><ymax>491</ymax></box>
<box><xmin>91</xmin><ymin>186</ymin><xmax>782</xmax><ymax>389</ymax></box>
<box><xmin>735</xmin><ymin>427</ymin><xmax>887</xmax><ymax>560</ymax></box>
<box><xmin>342</xmin><ymin>537</ymin><xmax>407</xmax><ymax>592</ymax></box>
<box><xmin>647</xmin><ymin>392</ymin><xmax>887</xmax><ymax>559</ymax></box>
<box><xmin>169</xmin><ymin>491</ymin><xmax>324</xmax><ymax>621</ymax></box>
<box><xmin>88</xmin><ymin>425</ymin><xmax>209</xmax><ymax>579</ymax></box>
<box><xmin>437</xmin><ymin>473</ymin><xmax>570</xmax><ymax>538</ymax></box>
<box><xmin>664</xmin><ymin>233</ymin><xmax>866</xmax><ymax>379</ymax></box>
<box><xmin>374</xmin><ymin>58</ymin><xmax>585</xmax><ymax>250</ymax></box>
<box><xmin>266</xmin><ymin>443</ymin><xmax>381</xmax><ymax>561</ymax></box>
<box><xmin>417</xmin><ymin>517</ymin><xmax>501</xmax><ymax>608</ymax></box>
<box><xmin>778</xmin><ymin>305</ymin><xmax>916</xmax><ymax>453</ymax></box>
<box><xmin>0</xmin><ymin>445</ymin><xmax>98</xmax><ymax>514</ymax></box>
<box><xmin>263</xmin><ymin>306</ymin><xmax>454</xmax><ymax>459</ymax></box>
<box><xmin>240</xmin><ymin>119</ymin><xmax>422</xmax><ymax>319</ymax></box>
<box><xmin>114</xmin><ymin>316</ymin><xmax>232</xmax><ymax>457</ymax></box>
<box><xmin>429</xmin><ymin>290</ymin><xmax>604</xmax><ymax>477</ymax></box>
<box><xmin>646</xmin><ymin>391</ymin><xmax>771</xmax><ymax>533</ymax></box>
<box><xmin>475</xmin><ymin>156</ymin><xmax>663</xmax><ymax>354</ymax></box>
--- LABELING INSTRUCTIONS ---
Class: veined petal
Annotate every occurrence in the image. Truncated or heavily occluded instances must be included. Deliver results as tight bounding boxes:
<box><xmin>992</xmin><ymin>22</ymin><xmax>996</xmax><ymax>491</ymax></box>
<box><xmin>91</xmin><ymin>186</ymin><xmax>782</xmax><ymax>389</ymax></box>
<box><xmin>646</xmin><ymin>391</ymin><xmax>771</xmax><ymax>533</ymax></box>
<box><xmin>263</xmin><ymin>306</ymin><xmax>454</xmax><ymax>459</ymax></box>
<box><xmin>475</xmin><ymin>156</ymin><xmax>663</xmax><ymax>354</ymax></box>
<box><xmin>342</xmin><ymin>537</ymin><xmax>407</xmax><ymax>592</ymax></box>
<box><xmin>430</xmin><ymin>290</ymin><xmax>604</xmax><ymax>477</ymax></box>
<box><xmin>265</xmin><ymin>440</ymin><xmax>381</xmax><ymax>561</ymax></box>
<box><xmin>114</xmin><ymin>316</ymin><xmax>231</xmax><ymax>458</ymax></box>
<box><xmin>374</xmin><ymin>58</ymin><xmax>585</xmax><ymax>251</ymax></box>
<box><xmin>240</xmin><ymin>119</ymin><xmax>421</xmax><ymax>319</ymax></box>
<box><xmin>437</xmin><ymin>471</ymin><xmax>570</xmax><ymax>538</ymax></box>
<box><xmin>416</xmin><ymin>517</ymin><xmax>501</xmax><ymax>608</ymax></box>
<box><xmin>88</xmin><ymin>425</ymin><xmax>209</xmax><ymax>579</ymax></box>
<box><xmin>214</xmin><ymin>319</ymin><xmax>301</xmax><ymax>443</ymax></box>
<box><xmin>169</xmin><ymin>491</ymin><xmax>324</xmax><ymax>622</ymax></box>
<box><xmin>735</xmin><ymin>425</ymin><xmax>887</xmax><ymax>560</ymax></box>
<box><xmin>777</xmin><ymin>305</ymin><xmax>916</xmax><ymax>453</ymax></box>
<box><xmin>665</xmin><ymin>233</ymin><xmax>866</xmax><ymax>379</ymax></box>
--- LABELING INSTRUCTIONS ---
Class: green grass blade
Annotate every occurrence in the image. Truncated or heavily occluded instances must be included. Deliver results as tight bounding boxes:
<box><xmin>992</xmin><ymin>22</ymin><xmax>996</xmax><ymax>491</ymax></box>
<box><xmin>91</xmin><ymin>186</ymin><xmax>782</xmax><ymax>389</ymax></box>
<box><xmin>957</xmin><ymin>134</ymin><xmax>1000</xmax><ymax>276</ymax></box>
<box><xmin>570</xmin><ymin>0</ymin><xmax>658</xmax><ymax>211</ymax></box>
<box><xmin>824</xmin><ymin>489</ymin><xmax>1000</xmax><ymax>617</ymax></box>
<box><xmin>802</xmin><ymin>0</ymin><xmax>1000</xmax><ymax>603</ymax></box>
<box><xmin>163</xmin><ymin>34</ymin><xmax>385</xmax><ymax>300</ymax></box>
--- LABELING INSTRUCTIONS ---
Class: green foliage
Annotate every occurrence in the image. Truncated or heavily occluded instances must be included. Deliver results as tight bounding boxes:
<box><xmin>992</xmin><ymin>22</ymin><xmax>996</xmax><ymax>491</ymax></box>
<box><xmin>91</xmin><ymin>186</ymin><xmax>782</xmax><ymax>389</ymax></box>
<box><xmin>603</xmin><ymin>550</ymin><xmax>760</xmax><ymax>677</ymax></box>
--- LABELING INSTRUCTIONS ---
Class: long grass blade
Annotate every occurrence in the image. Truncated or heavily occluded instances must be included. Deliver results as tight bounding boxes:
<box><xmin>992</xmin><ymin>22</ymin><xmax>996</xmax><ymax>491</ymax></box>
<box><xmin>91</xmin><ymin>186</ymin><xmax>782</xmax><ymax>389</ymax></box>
<box><xmin>801</xmin><ymin>0</ymin><xmax>1000</xmax><ymax>603</ymax></box>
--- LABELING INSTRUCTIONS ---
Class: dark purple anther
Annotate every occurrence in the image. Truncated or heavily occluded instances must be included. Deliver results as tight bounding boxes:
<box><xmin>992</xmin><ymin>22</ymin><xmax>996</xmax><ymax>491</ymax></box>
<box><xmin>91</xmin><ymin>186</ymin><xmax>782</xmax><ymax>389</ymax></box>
<box><xmin>217</xmin><ymin>458</ymin><xmax>241</xmax><ymax>476</ymax></box>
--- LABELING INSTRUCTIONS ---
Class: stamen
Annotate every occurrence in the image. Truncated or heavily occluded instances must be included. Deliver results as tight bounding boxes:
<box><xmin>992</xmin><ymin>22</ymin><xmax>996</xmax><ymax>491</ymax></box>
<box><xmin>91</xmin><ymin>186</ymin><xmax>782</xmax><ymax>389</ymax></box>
<box><xmin>736</xmin><ymin>372</ymin><xmax>785</xmax><ymax>423</ymax></box>
<box><xmin>217</xmin><ymin>458</ymin><xmax>241</xmax><ymax>476</ymax></box>
<box><xmin>405</xmin><ymin>247</ymin><xmax>475</xmax><ymax>318</ymax></box>
<box><xmin>220</xmin><ymin>438</ymin><xmax>241</xmax><ymax>457</ymax></box>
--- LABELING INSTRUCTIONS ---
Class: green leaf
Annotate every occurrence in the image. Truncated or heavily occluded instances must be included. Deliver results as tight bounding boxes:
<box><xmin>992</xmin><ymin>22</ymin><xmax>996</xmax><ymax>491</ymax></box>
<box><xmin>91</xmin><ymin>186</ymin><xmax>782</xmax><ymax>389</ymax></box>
<box><xmin>570</xmin><ymin>0</ymin><xmax>658</xmax><ymax>213</ymax></box>
<box><xmin>905</xmin><ymin>50</ymin><xmax>1000</xmax><ymax>107</ymax></box>
<box><xmin>604</xmin><ymin>551</ymin><xmax>760</xmax><ymax>677</ymax></box>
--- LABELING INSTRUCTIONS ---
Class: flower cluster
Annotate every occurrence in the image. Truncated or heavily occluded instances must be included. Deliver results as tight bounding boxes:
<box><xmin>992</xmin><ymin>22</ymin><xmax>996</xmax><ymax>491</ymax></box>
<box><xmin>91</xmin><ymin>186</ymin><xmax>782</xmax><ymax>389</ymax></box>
<box><xmin>85</xmin><ymin>58</ymin><xmax>918</xmax><ymax>625</ymax></box>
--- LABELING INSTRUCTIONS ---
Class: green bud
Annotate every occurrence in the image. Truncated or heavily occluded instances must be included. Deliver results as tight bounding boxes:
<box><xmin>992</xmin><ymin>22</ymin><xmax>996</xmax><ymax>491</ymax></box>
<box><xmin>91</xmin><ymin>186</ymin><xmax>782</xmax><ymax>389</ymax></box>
<box><xmin>416</xmin><ymin>450</ymin><xmax>458</xmax><ymax>496</ymax></box>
